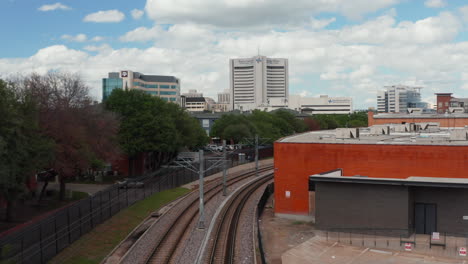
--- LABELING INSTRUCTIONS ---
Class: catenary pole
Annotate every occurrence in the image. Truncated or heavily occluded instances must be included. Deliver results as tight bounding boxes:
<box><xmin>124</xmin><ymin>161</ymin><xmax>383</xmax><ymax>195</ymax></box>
<box><xmin>198</xmin><ymin>149</ymin><xmax>205</xmax><ymax>229</ymax></box>
<box><xmin>255</xmin><ymin>134</ymin><xmax>259</xmax><ymax>176</ymax></box>
<box><xmin>222</xmin><ymin>140</ymin><xmax>227</xmax><ymax>196</ymax></box>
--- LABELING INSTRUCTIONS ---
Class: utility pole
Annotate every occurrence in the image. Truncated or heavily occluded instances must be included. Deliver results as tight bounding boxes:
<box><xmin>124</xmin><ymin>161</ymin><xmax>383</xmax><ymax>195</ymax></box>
<box><xmin>222</xmin><ymin>140</ymin><xmax>227</xmax><ymax>196</ymax></box>
<box><xmin>198</xmin><ymin>149</ymin><xmax>205</xmax><ymax>229</ymax></box>
<box><xmin>255</xmin><ymin>134</ymin><xmax>259</xmax><ymax>177</ymax></box>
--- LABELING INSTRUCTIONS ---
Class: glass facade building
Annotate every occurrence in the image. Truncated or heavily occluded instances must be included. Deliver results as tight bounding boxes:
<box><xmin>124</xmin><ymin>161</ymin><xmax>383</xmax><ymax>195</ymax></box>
<box><xmin>102</xmin><ymin>78</ymin><xmax>123</xmax><ymax>100</ymax></box>
<box><xmin>102</xmin><ymin>71</ymin><xmax>180</xmax><ymax>104</ymax></box>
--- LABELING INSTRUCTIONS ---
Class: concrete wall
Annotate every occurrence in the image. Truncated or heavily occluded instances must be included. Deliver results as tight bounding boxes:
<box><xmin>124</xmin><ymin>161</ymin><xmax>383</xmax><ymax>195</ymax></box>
<box><xmin>315</xmin><ymin>182</ymin><xmax>409</xmax><ymax>233</ymax></box>
<box><xmin>274</xmin><ymin>142</ymin><xmax>468</xmax><ymax>215</ymax></box>
<box><xmin>412</xmin><ymin>187</ymin><xmax>468</xmax><ymax>234</ymax></box>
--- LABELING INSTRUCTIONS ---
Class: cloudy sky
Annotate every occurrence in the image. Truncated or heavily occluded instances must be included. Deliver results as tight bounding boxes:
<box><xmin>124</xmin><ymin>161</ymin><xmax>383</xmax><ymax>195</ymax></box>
<box><xmin>2</xmin><ymin>0</ymin><xmax>468</xmax><ymax>109</ymax></box>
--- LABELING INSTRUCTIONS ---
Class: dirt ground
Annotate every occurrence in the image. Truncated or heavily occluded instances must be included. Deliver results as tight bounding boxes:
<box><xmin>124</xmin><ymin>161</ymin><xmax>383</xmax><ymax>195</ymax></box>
<box><xmin>260</xmin><ymin>193</ymin><xmax>466</xmax><ymax>264</ymax></box>
<box><xmin>259</xmin><ymin>196</ymin><xmax>315</xmax><ymax>264</ymax></box>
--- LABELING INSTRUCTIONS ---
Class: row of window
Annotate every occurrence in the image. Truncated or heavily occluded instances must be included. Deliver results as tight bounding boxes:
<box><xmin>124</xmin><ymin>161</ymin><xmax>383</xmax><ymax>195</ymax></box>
<box><xmin>143</xmin><ymin>90</ymin><xmax>177</xmax><ymax>95</ymax></box>
<box><xmin>133</xmin><ymin>82</ymin><xmax>177</xmax><ymax>89</ymax></box>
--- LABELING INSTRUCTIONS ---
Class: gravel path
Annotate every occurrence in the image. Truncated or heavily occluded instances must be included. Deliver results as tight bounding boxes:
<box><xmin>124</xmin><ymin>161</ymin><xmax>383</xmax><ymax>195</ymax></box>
<box><xmin>234</xmin><ymin>180</ymin><xmax>273</xmax><ymax>264</ymax></box>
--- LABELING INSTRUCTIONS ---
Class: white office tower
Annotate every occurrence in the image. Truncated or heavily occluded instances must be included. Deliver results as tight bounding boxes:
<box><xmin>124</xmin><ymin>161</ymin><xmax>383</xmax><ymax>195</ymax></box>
<box><xmin>230</xmin><ymin>56</ymin><xmax>289</xmax><ymax>111</ymax></box>
<box><xmin>376</xmin><ymin>85</ymin><xmax>424</xmax><ymax>113</ymax></box>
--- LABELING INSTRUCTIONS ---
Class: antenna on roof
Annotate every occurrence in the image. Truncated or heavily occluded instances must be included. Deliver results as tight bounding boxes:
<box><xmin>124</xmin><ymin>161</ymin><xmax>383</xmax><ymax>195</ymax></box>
<box><xmin>257</xmin><ymin>45</ymin><xmax>260</xmax><ymax>56</ymax></box>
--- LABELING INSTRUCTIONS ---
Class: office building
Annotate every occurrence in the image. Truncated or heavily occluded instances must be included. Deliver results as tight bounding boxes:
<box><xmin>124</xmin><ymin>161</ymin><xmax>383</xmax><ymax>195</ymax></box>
<box><xmin>102</xmin><ymin>70</ymin><xmax>180</xmax><ymax>104</ymax></box>
<box><xmin>377</xmin><ymin>85</ymin><xmax>427</xmax><ymax>113</ymax></box>
<box><xmin>288</xmin><ymin>95</ymin><xmax>353</xmax><ymax>114</ymax></box>
<box><xmin>230</xmin><ymin>55</ymin><xmax>288</xmax><ymax>111</ymax></box>
<box><xmin>185</xmin><ymin>97</ymin><xmax>207</xmax><ymax>112</ymax></box>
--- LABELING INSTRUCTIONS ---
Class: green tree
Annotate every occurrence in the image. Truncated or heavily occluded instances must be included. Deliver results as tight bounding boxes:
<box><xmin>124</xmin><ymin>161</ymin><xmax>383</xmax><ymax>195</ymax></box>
<box><xmin>0</xmin><ymin>80</ymin><xmax>53</xmax><ymax>221</ymax></box>
<box><xmin>105</xmin><ymin>89</ymin><xmax>208</xmax><ymax>175</ymax></box>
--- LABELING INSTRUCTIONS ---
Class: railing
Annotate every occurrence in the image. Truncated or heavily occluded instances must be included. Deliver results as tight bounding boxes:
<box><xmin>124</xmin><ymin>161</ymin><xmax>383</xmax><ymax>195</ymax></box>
<box><xmin>0</xmin><ymin>147</ymin><xmax>273</xmax><ymax>264</ymax></box>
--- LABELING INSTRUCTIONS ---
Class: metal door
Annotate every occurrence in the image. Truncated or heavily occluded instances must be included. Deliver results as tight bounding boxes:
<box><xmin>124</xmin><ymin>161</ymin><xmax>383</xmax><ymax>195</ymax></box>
<box><xmin>414</xmin><ymin>203</ymin><xmax>437</xmax><ymax>234</ymax></box>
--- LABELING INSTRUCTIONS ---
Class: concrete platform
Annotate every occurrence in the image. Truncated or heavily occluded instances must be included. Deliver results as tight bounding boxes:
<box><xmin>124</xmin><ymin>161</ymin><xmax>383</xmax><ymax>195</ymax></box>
<box><xmin>282</xmin><ymin>237</ymin><xmax>465</xmax><ymax>264</ymax></box>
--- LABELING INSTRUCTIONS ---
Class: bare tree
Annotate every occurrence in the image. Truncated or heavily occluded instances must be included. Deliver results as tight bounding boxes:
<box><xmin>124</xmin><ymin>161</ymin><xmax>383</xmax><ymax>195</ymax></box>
<box><xmin>16</xmin><ymin>73</ymin><xmax>120</xmax><ymax>200</ymax></box>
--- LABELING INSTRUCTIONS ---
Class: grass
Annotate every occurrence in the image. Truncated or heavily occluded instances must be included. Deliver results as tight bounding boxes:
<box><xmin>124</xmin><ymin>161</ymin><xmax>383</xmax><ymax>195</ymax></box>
<box><xmin>48</xmin><ymin>187</ymin><xmax>190</xmax><ymax>264</ymax></box>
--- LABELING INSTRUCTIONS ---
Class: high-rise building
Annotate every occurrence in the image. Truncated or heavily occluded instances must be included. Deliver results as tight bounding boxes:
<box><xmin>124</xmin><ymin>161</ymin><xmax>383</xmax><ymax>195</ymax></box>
<box><xmin>102</xmin><ymin>70</ymin><xmax>180</xmax><ymax>104</ymax></box>
<box><xmin>230</xmin><ymin>55</ymin><xmax>288</xmax><ymax>111</ymax></box>
<box><xmin>377</xmin><ymin>85</ymin><xmax>426</xmax><ymax>113</ymax></box>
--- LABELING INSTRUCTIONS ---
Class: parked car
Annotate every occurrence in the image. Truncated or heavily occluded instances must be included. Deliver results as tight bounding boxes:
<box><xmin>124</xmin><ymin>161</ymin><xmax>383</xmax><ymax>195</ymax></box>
<box><xmin>116</xmin><ymin>178</ymin><xmax>144</xmax><ymax>189</ymax></box>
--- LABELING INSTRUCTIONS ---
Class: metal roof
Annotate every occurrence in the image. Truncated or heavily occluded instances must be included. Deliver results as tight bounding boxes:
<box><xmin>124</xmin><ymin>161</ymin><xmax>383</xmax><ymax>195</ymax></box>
<box><xmin>309</xmin><ymin>174</ymin><xmax>468</xmax><ymax>189</ymax></box>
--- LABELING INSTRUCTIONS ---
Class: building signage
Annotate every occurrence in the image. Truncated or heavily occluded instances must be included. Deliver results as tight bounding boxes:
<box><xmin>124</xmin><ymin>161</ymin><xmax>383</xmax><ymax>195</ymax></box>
<box><xmin>432</xmin><ymin>232</ymin><xmax>440</xmax><ymax>240</ymax></box>
<box><xmin>202</xmin><ymin>119</ymin><xmax>209</xmax><ymax>128</ymax></box>
<box><xmin>121</xmin><ymin>71</ymin><xmax>128</xmax><ymax>77</ymax></box>
<box><xmin>463</xmin><ymin>216</ymin><xmax>468</xmax><ymax>220</ymax></box>
<box><xmin>460</xmin><ymin>247</ymin><xmax>467</xmax><ymax>257</ymax></box>
<box><xmin>404</xmin><ymin>243</ymin><xmax>412</xmax><ymax>251</ymax></box>
<box><xmin>285</xmin><ymin>191</ymin><xmax>291</xmax><ymax>198</ymax></box>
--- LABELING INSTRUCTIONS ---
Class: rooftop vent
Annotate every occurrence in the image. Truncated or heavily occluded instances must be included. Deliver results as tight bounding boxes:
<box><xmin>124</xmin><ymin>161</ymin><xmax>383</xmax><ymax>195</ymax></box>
<box><xmin>336</xmin><ymin>128</ymin><xmax>360</xmax><ymax>139</ymax></box>
<box><xmin>417</xmin><ymin>122</ymin><xmax>440</xmax><ymax>130</ymax></box>
<box><xmin>449</xmin><ymin>107</ymin><xmax>464</xmax><ymax>114</ymax></box>
<box><xmin>407</xmin><ymin>108</ymin><xmax>423</xmax><ymax>114</ymax></box>
<box><xmin>370</xmin><ymin>125</ymin><xmax>390</xmax><ymax>135</ymax></box>
<box><xmin>394</xmin><ymin>123</ymin><xmax>417</xmax><ymax>132</ymax></box>
<box><xmin>450</xmin><ymin>129</ymin><xmax>468</xmax><ymax>141</ymax></box>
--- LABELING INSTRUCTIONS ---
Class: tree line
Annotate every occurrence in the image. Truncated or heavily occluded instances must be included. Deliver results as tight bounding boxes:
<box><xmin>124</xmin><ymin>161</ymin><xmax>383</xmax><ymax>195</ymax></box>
<box><xmin>211</xmin><ymin>109</ymin><xmax>368</xmax><ymax>143</ymax></box>
<box><xmin>0</xmin><ymin>72</ymin><xmax>207</xmax><ymax>221</ymax></box>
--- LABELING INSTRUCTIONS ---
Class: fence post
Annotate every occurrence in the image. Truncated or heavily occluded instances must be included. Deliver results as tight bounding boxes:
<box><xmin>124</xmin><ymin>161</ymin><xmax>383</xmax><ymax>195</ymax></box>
<box><xmin>55</xmin><ymin>217</ymin><xmax>59</xmax><ymax>253</ymax></box>
<box><xmin>90</xmin><ymin>198</ymin><xmax>94</xmax><ymax>228</ymax></box>
<box><xmin>39</xmin><ymin>225</ymin><xmax>43</xmax><ymax>264</ymax></box>
<box><xmin>109</xmin><ymin>190</ymin><xmax>112</xmax><ymax>217</ymax></box>
<box><xmin>126</xmin><ymin>188</ymin><xmax>129</xmax><ymax>206</ymax></box>
<box><xmin>78</xmin><ymin>206</ymin><xmax>82</xmax><ymax>236</ymax></box>
<box><xmin>100</xmin><ymin>192</ymin><xmax>103</xmax><ymax>223</ymax></box>
<box><xmin>67</xmin><ymin>209</ymin><xmax>71</xmax><ymax>244</ymax></box>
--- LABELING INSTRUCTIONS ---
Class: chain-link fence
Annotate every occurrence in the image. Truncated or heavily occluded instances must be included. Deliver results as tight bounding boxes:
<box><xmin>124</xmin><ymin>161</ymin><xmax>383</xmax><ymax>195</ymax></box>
<box><xmin>0</xmin><ymin>147</ymin><xmax>273</xmax><ymax>264</ymax></box>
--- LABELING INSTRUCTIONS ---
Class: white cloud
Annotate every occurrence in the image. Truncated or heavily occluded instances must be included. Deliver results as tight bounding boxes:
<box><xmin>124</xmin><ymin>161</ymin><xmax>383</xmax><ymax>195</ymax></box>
<box><xmin>61</xmin><ymin>34</ymin><xmax>87</xmax><ymax>42</ymax></box>
<box><xmin>83</xmin><ymin>10</ymin><xmax>125</xmax><ymax>23</ymax></box>
<box><xmin>4</xmin><ymin>9</ymin><xmax>468</xmax><ymax>108</ymax></box>
<box><xmin>38</xmin><ymin>2</ymin><xmax>71</xmax><ymax>11</ymax></box>
<box><xmin>83</xmin><ymin>44</ymin><xmax>112</xmax><ymax>53</ymax></box>
<box><xmin>120</xmin><ymin>26</ymin><xmax>164</xmax><ymax>42</ymax></box>
<box><xmin>131</xmin><ymin>9</ymin><xmax>144</xmax><ymax>20</ymax></box>
<box><xmin>91</xmin><ymin>36</ymin><xmax>104</xmax><ymax>42</ymax></box>
<box><xmin>424</xmin><ymin>0</ymin><xmax>447</xmax><ymax>8</ymax></box>
<box><xmin>145</xmin><ymin>0</ymin><xmax>399</xmax><ymax>27</ymax></box>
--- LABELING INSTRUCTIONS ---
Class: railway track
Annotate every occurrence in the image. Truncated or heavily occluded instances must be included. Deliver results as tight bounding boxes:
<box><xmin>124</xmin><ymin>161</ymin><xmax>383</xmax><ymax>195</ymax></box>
<box><xmin>202</xmin><ymin>173</ymin><xmax>273</xmax><ymax>264</ymax></box>
<box><xmin>141</xmin><ymin>165</ymin><xmax>274</xmax><ymax>264</ymax></box>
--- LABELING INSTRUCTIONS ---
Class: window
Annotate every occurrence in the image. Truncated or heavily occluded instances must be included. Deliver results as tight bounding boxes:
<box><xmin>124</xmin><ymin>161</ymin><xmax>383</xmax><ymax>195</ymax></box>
<box><xmin>170</xmin><ymin>98</ymin><xmax>176</xmax><ymax>102</ymax></box>
<box><xmin>160</xmin><ymin>85</ymin><xmax>170</xmax><ymax>89</ymax></box>
<box><xmin>161</xmin><ymin>97</ymin><xmax>168</xmax><ymax>101</ymax></box>
<box><xmin>147</xmin><ymin>84</ymin><xmax>158</xmax><ymax>88</ymax></box>
<box><xmin>133</xmin><ymin>81</ymin><xmax>141</xmax><ymax>86</ymax></box>
<box><xmin>445</xmin><ymin>102</ymin><xmax>449</xmax><ymax>106</ymax></box>
<box><xmin>171</xmin><ymin>85</ymin><xmax>177</xmax><ymax>89</ymax></box>
<box><xmin>438</xmin><ymin>102</ymin><xmax>442</xmax><ymax>107</ymax></box>
<box><xmin>160</xmin><ymin>91</ymin><xmax>177</xmax><ymax>95</ymax></box>
<box><xmin>146</xmin><ymin>91</ymin><xmax>158</xmax><ymax>95</ymax></box>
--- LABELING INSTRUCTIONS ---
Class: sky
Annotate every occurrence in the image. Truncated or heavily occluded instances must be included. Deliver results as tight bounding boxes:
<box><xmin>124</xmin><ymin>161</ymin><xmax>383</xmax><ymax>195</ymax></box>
<box><xmin>2</xmin><ymin>0</ymin><xmax>468</xmax><ymax>109</ymax></box>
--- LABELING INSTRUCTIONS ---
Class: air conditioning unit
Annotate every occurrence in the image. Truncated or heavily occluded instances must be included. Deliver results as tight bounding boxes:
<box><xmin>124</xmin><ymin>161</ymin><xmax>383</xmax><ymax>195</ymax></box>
<box><xmin>370</xmin><ymin>125</ymin><xmax>390</xmax><ymax>135</ymax></box>
<box><xmin>449</xmin><ymin>107</ymin><xmax>464</xmax><ymax>113</ymax></box>
<box><xmin>407</xmin><ymin>108</ymin><xmax>422</xmax><ymax>114</ymax></box>
<box><xmin>336</xmin><ymin>128</ymin><xmax>360</xmax><ymax>139</ymax></box>
<box><xmin>450</xmin><ymin>129</ymin><xmax>468</xmax><ymax>141</ymax></box>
